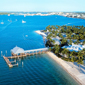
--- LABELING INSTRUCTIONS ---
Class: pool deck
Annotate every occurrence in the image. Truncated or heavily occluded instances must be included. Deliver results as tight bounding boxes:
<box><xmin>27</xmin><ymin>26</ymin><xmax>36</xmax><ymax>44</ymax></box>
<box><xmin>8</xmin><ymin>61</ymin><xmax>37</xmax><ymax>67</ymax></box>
<box><xmin>47</xmin><ymin>51</ymin><xmax>85</xmax><ymax>85</ymax></box>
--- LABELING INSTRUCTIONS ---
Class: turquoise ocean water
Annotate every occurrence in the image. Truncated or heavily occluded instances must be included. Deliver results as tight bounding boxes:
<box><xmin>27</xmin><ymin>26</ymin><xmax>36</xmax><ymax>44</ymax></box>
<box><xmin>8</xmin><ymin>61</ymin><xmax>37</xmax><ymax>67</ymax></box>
<box><xmin>0</xmin><ymin>15</ymin><xmax>85</xmax><ymax>85</ymax></box>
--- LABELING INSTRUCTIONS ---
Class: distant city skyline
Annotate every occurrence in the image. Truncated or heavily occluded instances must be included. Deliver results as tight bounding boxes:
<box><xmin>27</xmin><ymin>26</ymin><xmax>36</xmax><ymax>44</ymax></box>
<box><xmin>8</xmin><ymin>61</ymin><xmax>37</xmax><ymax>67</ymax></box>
<box><xmin>0</xmin><ymin>0</ymin><xmax>85</xmax><ymax>12</ymax></box>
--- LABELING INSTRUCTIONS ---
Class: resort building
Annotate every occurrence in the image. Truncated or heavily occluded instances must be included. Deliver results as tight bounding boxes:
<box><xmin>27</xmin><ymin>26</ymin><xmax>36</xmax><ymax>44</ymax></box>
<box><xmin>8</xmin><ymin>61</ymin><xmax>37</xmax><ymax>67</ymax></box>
<box><xmin>51</xmin><ymin>38</ymin><xmax>61</xmax><ymax>45</ymax></box>
<box><xmin>62</xmin><ymin>43</ymin><xmax>85</xmax><ymax>52</ymax></box>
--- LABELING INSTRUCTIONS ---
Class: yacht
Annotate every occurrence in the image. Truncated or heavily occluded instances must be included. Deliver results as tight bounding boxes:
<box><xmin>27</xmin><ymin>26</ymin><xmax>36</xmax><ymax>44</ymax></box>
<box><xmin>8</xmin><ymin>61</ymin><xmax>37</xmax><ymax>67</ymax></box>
<box><xmin>22</xmin><ymin>20</ymin><xmax>26</xmax><ymax>23</ymax></box>
<box><xmin>1</xmin><ymin>21</ymin><xmax>4</xmax><ymax>24</ymax></box>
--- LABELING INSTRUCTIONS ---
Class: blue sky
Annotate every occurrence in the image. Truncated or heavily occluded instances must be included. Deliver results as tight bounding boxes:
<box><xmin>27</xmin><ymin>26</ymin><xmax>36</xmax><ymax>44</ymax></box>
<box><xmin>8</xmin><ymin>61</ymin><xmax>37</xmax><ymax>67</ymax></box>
<box><xmin>0</xmin><ymin>0</ymin><xmax>85</xmax><ymax>12</ymax></box>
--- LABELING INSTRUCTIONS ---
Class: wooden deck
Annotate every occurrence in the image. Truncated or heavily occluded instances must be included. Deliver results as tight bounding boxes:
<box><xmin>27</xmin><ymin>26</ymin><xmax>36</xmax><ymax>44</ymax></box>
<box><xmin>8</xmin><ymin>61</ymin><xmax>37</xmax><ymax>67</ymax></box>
<box><xmin>8</xmin><ymin>50</ymin><xmax>48</xmax><ymax>59</ymax></box>
<box><xmin>3</xmin><ymin>48</ymin><xmax>49</xmax><ymax>68</ymax></box>
<box><xmin>3</xmin><ymin>56</ymin><xmax>18</xmax><ymax>68</ymax></box>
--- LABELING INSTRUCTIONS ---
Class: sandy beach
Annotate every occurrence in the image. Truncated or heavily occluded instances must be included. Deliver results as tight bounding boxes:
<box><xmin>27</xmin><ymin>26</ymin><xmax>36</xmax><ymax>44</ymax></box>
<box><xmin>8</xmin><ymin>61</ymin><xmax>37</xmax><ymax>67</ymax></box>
<box><xmin>35</xmin><ymin>30</ymin><xmax>85</xmax><ymax>85</ymax></box>
<box><xmin>47</xmin><ymin>51</ymin><xmax>85</xmax><ymax>85</ymax></box>
<box><xmin>35</xmin><ymin>30</ymin><xmax>47</xmax><ymax>37</ymax></box>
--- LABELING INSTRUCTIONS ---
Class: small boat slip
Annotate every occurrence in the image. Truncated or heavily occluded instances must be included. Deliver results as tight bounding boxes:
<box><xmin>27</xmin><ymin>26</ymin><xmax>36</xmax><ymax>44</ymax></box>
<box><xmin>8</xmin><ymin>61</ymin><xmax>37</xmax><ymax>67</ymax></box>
<box><xmin>3</xmin><ymin>56</ymin><xmax>18</xmax><ymax>68</ymax></box>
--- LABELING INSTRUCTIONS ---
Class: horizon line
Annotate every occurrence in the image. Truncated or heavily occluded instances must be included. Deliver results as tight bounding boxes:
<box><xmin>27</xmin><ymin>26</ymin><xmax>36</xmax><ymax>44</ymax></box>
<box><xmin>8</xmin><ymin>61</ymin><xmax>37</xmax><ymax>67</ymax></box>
<box><xmin>0</xmin><ymin>11</ymin><xmax>85</xmax><ymax>13</ymax></box>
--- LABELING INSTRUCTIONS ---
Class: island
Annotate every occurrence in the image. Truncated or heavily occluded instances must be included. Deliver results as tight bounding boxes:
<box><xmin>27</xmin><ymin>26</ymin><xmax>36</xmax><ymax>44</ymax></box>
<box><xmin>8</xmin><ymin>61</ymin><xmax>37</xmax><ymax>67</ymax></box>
<box><xmin>0</xmin><ymin>12</ymin><xmax>85</xmax><ymax>19</ymax></box>
<box><xmin>35</xmin><ymin>25</ymin><xmax>85</xmax><ymax>85</ymax></box>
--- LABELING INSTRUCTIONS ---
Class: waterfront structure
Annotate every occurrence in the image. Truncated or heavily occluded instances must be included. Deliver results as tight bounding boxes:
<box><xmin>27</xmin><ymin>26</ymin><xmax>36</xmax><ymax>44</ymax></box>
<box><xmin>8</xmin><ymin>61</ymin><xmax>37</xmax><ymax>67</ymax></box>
<box><xmin>11</xmin><ymin>46</ymin><xmax>25</xmax><ymax>56</ymax></box>
<box><xmin>11</xmin><ymin>46</ymin><xmax>48</xmax><ymax>56</ymax></box>
<box><xmin>3</xmin><ymin>46</ymin><xmax>48</xmax><ymax>67</ymax></box>
<box><xmin>3</xmin><ymin>56</ymin><xmax>18</xmax><ymax>68</ymax></box>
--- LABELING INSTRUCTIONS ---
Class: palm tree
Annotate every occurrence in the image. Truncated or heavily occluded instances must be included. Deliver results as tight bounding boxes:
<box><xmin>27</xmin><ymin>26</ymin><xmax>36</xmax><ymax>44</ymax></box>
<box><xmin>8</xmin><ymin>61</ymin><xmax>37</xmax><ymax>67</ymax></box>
<box><xmin>49</xmin><ymin>47</ymin><xmax>52</xmax><ymax>51</ymax></box>
<box><xmin>61</xmin><ymin>48</ymin><xmax>69</xmax><ymax>58</ymax></box>
<box><xmin>52</xmin><ymin>34</ymin><xmax>56</xmax><ymax>38</ymax></box>
<box><xmin>79</xmin><ymin>34</ymin><xmax>84</xmax><ymax>40</ymax></box>
<box><xmin>54</xmin><ymin>45</ymin><xmax>60</xmax><ymax>54</ymax></box>
<box><xmin>61</xmin><ymin>38</ymin><xmax>67</xmax><ymax>45</ymax></box>
<box><xmin>51</xmin><ymin>40</ymin><xmax>55</xmax><ymax>44</ymax></box>
<box><xmin>81</xmin><ymin>49</ymin><xmax>85</xmax><ymax>58</ymax></box>
<box><xmin>46</xmin><ymin>25</ymin><xmax>50</xmax><ymax>30</ymax></box>
<box><xmin>83</xmin><ymin>41</ymin><xmax>85</xmax><ymax>45</ymax></box>
<box><xmin>58</xmin><ymin>33</ymin><xmax>63</xmax><ymax>38</ymax></box>
<box><xmin>47</xmin><ymin>35</ymin><xmax>51</xmax><ymax>40</ymax></box>
<box><xmin>81</xmin><ymin>49</ymin><xmax>85</xmax><ymax>55</ymax></box>
<box><xmin>77</xmin><ymin>52</ymin><xmax>83</xmax><ymax>71</ymax></box>
<box><xmin>67</xmin><ymin>34</ymin><xmax>71</xmax><ymax>39</ymax></box>
<box><xmin>68</xmin><ymin>39</ymin><xmax>73</xmax><ymax>45</ymax></box>
<box><xmin>70</xmin><ymin>51</ymin><xmax>75</xmax><ymax>68</ymax></box>
<box><xmin>55</xmin><ymin>30</ymin><xmax>58</xmax><ymax>35</ymax></box>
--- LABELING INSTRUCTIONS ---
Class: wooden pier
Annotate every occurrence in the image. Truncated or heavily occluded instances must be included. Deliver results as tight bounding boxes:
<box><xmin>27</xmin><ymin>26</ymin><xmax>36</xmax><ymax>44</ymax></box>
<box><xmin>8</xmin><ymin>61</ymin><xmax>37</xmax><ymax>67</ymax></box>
<box><xmin>3</xmin><ymin>47</ymin><xmax>48</xmax><ymax>68</ymax></box>
<box><xmin>8</xmin><ymin>50</ymin><xmax>48</xmax><ymax>59</ymax></box>
<box><xmin>3</xmin><ymin>56</ymin><xmax>18</xmax><ymax>68</ymax></box>
<box><xmin>8</xmin><ymin>48</ymin><xmax>48</xmax><ymax>59</ymax></box>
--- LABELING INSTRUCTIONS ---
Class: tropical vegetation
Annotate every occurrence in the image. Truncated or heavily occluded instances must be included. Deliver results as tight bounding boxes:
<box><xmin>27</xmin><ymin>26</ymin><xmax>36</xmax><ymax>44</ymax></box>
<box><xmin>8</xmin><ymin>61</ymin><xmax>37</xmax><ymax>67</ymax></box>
<box><xmin>44</xmin><ymin>25</ymin><xmax>85</xmax><ymax>69</ymax></box>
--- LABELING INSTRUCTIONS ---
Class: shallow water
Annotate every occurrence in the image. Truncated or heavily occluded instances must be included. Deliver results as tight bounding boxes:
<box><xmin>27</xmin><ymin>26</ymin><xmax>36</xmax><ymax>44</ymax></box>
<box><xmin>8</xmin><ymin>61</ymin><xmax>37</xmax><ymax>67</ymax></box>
<box><xmin>0</xmin><ymin>15</ymin><xmax>85</xmax><ymax>85</ymax></box>
<box><xmin>0</xmin><ymin>54</ymin><xmax>79</xmax><ymax>85</ymax></box>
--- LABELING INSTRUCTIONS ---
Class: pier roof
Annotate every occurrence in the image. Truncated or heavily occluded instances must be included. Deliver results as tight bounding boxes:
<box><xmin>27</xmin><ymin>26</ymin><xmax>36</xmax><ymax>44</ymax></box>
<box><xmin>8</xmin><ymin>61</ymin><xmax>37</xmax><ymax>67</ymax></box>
<box><xmin>11</xmin><ymin>46</ymin><xmax>24</xmax><ymax>54</ymax></box>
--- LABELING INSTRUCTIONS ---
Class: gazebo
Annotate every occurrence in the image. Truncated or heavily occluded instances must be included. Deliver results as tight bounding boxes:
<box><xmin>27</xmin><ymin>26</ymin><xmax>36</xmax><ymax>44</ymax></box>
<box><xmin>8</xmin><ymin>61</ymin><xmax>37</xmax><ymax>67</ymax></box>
<box><xmin>11</xmin><ymin>46</ymin><xmax>25</xmax><ymax>56</ymax></box>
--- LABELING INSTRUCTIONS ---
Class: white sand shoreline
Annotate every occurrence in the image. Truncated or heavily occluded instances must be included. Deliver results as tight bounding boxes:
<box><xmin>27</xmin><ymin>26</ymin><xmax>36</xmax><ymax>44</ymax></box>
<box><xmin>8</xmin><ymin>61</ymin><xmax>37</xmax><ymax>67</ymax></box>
<box><xmin>35</xmin><ymin>30</ymin><xmax>47</xmax><ymax>37</ymax></box>
<box><xmin>47</xmin><ymin>51</ymin><xmax>85</xmax><ymax>85</ymax></box>
<box><xmin>35</xmin><ymin>30</ymin><xmax>85</xmax><ymax>85</ymax></box>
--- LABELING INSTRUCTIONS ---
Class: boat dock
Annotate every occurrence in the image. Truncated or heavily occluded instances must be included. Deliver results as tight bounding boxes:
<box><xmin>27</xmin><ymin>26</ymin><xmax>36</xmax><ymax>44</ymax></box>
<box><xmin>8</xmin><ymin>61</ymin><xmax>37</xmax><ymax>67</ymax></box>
<box><xmin>3</xmin><ymin>56</ymin><xmax>18</xmax><ymax>68</ymax></box>
<box><xmin>3</xmin><ymin>47</ymin><xmax>48</xmax><ymax>67</ymax></box>
<box><xmin>7</xmin><ymin>47</ymin><xmax>48</xmax><ymax>59</ymax></box>
<box><xmin>7</xmin><ymin>48</ymin><xmax>48</xmax><ymax>59</ymax></box>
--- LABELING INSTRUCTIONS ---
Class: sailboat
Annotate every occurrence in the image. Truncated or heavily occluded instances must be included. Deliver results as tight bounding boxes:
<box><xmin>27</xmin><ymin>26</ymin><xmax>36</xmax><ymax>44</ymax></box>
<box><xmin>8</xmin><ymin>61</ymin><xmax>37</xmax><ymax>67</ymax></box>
<box><xmin>22</xmin><ymin>20</ymin><xmax>26</xmax><ymax>23</ymax></box>
<box><xmin>1</xmin><ymin>20</ymin><xmax>4</xmax><ymax>24</ymax></box>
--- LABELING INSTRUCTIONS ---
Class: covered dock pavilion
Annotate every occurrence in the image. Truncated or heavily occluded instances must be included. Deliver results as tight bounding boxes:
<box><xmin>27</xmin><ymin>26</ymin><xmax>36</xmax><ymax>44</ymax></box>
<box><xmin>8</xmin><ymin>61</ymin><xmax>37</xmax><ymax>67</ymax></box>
<box><xmin>10</xmin><ymin>46</ymin><xmax>48</xmax><ymax>58</ymax></box>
